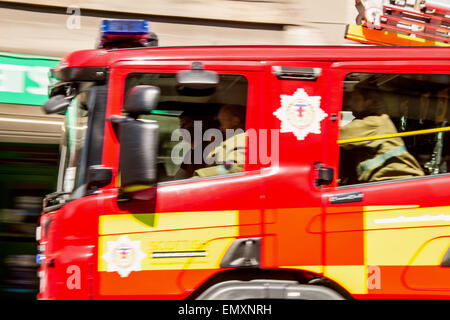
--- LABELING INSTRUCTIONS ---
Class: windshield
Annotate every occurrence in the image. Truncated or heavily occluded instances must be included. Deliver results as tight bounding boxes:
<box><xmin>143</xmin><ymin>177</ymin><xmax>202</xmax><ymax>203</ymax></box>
<box><xmin>60</xmin><ymin>87</ymin><xmax>91</xmax><ymax>194</ymax></box>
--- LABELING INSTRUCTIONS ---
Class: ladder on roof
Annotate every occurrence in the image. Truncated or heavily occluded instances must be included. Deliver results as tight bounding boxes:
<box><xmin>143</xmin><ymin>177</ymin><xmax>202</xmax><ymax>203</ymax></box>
<box><xmin>346</xmin><ymin>0</ymin><xmax>450</xmax><ymax>46</ymax></box>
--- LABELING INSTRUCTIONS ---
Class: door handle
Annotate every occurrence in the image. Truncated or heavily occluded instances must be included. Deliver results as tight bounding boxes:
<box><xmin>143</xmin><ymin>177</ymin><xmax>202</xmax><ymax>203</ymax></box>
<box><xmin>314</xmin><ymin>163</ymin><xmax>334</xmax><ymax>187</ymax></box>
<box><xmin>329</xmin><ymin>191</ymin><xmax>363</xmax><ymax>204</ymax></box>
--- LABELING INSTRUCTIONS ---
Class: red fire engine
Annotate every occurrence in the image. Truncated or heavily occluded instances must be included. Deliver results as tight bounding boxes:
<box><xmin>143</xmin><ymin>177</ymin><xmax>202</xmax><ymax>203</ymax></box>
<box><xmin>37</xmin><ymin>18</ymin><xmax>450</xmax><ymax>300</ymax></box>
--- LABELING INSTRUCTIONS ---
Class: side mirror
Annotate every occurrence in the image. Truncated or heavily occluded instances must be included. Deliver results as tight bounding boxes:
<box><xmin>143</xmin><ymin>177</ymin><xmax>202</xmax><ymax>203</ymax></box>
<box><xmin>119</xmin><ymin>118</ymin><xmax>159</xmax><ymax>189</ymax></box>
<box><xmin>176</xmin><ymin>62</ymin><xmax>219</xmax><ymax>90</ymax></box>
<box><xmin>87</xmin><ymin>165</ymin><xmax>112</xmax><ymax>190</ymax></box>
<box><xmin>123</xmin><ymin>85</ymin><xmax>160</xmax><ymax>117</ymax></box>
<box><xmin>43</xmin><ymin>94</ymin><xmax>71</xmax><ymax>115</ymax></box>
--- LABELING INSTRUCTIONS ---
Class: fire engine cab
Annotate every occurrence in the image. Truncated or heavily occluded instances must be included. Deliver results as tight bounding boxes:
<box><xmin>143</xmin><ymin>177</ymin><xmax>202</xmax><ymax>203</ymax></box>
<box><xmin>37</xmin><ymin>18</ymin><xmax>450</xmax><ymax>300</ymax></box>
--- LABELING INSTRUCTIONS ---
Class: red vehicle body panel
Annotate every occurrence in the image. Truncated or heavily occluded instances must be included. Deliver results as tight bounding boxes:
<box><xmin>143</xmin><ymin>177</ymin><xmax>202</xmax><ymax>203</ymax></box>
<box><xmin>38</xmin><ymin>46</ymin><xmax>450</xmax><ymax>300</ymax></box>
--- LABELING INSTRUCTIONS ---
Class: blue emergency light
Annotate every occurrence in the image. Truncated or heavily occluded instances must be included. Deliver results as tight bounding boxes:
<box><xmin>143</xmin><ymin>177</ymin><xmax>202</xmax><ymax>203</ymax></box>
<box><xmin>101</xmin><ymin>19</ymin><xmax>149</xmax><ymax>35</ymax></box>
<box><xmin>98</xmin><ymin>19</ymin><xmax>158</xmax><ymax>49</ymax></box>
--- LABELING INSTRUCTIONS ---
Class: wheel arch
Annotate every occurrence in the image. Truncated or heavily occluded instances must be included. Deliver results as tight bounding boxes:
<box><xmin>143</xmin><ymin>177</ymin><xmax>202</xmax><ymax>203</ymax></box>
<box><xmin>186</xmin><ymin>268</ymin><xmax>353</xmax><ymax>300</ymax></box>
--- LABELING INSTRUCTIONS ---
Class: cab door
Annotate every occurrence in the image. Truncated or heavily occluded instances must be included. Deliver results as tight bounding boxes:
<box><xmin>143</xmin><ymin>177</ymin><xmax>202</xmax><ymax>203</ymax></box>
<box><xmin>96</xmin><ymin>61</ymin><xmax>266</xmax><ymax>299</ymax></box>
<box><xmin>259</xmin><ymin>62</ymin><xmax>334</xmax><ymax>277</ymax></box>
<box><xmin>322</xmin><ymin>61</ymin><xmax>450</xmax><ymax>299</ymax></box>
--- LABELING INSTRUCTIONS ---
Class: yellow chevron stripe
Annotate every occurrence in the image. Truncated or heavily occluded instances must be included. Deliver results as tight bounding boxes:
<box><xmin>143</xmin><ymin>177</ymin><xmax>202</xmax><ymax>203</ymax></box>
<box><xmin>98</xmin><ymin>211</ymin><xmax>239</xmax><ymax>272</ymax></box>
<box><xmin>324</xmin><ymin>265</ymin><xmax>367</xmax><ymax>295</ymax></box>
<box><xmin>99</xmin><ymin>227</ymin><xmax>237</xmax><ymax>271</ymax></box>
<box><xmin>364</xmin><ymin>206</ymin><xmax>450</xmax><ymax>266</ymax></box>
<box><xmin>99</xmin><ymin>210</ymin><xmax>239</xmax><ymax>235</ymax></box>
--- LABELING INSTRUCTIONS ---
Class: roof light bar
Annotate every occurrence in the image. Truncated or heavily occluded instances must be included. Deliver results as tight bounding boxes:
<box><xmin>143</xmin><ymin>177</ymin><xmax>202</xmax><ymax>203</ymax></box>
<box><xmin>97</xmin><ymin>19</ymin><xmax>158</xmax><ymax>49</ymax></box>
<box><xmin>101</xmin><ymin>19</ymin><xmax>149</xmax><ymax>36</ymax></box>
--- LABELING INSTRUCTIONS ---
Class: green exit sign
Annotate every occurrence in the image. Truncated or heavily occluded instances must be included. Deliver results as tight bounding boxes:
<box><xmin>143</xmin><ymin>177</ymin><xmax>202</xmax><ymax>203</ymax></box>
<box><xmin>0</xmin><ymin>52</ymin><xmax>60</xmax><ymax>106</ymax></box>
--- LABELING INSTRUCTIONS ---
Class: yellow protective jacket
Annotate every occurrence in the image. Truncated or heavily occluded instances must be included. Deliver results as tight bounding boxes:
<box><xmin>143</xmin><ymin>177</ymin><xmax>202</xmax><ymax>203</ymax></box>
<box><xmin>340</xmin><ymin>114</ymin><xmax>424</xmax><ymax>183</ymax></box>
<box><xmin>195</xmin><ymin>132</ymin><xmax>246</xmax><ymax>177</ymax></box>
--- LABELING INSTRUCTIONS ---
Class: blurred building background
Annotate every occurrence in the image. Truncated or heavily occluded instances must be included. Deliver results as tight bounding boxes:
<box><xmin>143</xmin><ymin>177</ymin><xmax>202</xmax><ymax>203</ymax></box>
<box><xmin>0</xmin><ymin>0</ymin><xmax>358</xmax><ymax>298</ymax></box>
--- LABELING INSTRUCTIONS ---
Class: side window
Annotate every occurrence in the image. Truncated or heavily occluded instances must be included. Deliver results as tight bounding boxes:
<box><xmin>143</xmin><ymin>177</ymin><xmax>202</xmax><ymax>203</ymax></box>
<box><xmin>124</xmin><ymin>73</ymin><xmax>248</xmax><ymax>183</ymax></box>
<box><xmin>338</xmin><ymin>72</ymin><xmax>450</xmax><ymax>186</ymax></box>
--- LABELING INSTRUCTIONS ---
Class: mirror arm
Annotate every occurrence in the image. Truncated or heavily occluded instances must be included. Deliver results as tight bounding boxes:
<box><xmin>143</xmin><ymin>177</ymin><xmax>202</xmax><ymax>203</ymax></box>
<box><xmin>86</xmin><ymin>165</ymin><xmax>113</xmax><ymax>192</ymax></box>
<box><xmin>109</xmin><ymin>115</ymin><xmax>127</xmax><ymax>124</ymax></box>
<box><xmin>108</xmin><ymin>115</ymin><xmax>132</xmax><ymax>136</ymax></box>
